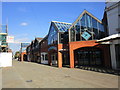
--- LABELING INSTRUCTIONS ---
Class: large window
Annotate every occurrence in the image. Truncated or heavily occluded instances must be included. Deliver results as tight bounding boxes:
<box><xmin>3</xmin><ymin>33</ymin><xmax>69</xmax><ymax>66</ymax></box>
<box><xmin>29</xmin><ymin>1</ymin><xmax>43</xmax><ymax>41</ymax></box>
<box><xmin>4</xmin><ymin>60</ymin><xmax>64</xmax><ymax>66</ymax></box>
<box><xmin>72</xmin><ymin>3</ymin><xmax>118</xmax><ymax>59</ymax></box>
<box><xmin>70</xmin><ymin>12</ymin><xmax>105</xmax><ymax>42</ymax></box>
<box><xmin>75</xmin><ymin>47</ymin><xmax>102</xmax><ymax>66</ymax></box>
<box><xmin>48</xmin><ymin>24</ymin><xmax>58</xmax><ymax>45</ymax></box>
<box><xmin>0</xmin><ymin>35</ymin><xmax>7</xmax><ymax>45</ymax></box>
<box><xmin>0</xmin><ymin>25</ymin><xmax>7</xmax><ymax>33</ymax></box>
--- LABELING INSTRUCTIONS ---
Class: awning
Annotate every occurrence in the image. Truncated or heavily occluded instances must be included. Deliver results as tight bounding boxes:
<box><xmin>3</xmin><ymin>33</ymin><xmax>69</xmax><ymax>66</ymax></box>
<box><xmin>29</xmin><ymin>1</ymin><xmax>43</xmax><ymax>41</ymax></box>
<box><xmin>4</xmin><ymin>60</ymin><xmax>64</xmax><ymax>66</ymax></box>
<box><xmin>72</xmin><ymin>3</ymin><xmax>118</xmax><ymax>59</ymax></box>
<box><xmin>97</xmin><ymin>34</ymin><xmax>120</xmax><ymax>42</ymax></box>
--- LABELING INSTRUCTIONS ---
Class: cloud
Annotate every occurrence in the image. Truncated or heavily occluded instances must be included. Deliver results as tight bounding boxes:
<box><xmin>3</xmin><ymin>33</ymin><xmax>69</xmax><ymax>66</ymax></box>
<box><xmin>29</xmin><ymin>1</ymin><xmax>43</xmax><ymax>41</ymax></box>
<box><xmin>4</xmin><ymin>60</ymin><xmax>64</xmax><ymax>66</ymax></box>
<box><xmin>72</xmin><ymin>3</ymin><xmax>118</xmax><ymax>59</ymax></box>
<box><xmin>20</xmin><ymin>22</ymin><xmax>28</xmax><ymax>26</ymax></box>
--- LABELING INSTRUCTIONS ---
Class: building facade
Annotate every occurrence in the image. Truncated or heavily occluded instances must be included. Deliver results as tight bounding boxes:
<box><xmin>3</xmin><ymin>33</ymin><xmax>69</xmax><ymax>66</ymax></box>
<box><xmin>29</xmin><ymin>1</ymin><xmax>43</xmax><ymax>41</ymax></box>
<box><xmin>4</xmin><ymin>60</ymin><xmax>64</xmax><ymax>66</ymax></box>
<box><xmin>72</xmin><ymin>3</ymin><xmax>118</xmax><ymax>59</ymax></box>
<box><xmin>0</xmin><ymin>25</ymin><xmax>8</xmax><ymax>52</ymax></box>
<box><xmin>26</xmin><ymin>9</ymin><xmax>116</xmax><ymax>70</ymax></box>
<box><xmin>47</xmin><ymin>21</ymin><xmax>71</xmax><ymax>67</ymax></box>
<box><xmin>20</xmin><ymin>43</ymin><xmax>30</xmax><ymax>61</ymax></box>
<box><xmin>39</xmin><ymin>35</ymin><xmax>48</xmax><ymax>64</ymax></box>
<box><xmin>68</xmin><ymin>10</ymin><xmax>111</xmax><ymax>68</ymax></box>
<box><xmin>97</xmin><ymin>2</ymin><xmax>120</xmax><ymax>70</ymax></box>
<box><xmin>26</xmin><ymin>45</ymin><xmax>31</xmax><ymax>62</ymax></box>
<box><xmin>33</xmin><ymin>38</ymin><xmax>42</xmax><ymax>63</ymax></box>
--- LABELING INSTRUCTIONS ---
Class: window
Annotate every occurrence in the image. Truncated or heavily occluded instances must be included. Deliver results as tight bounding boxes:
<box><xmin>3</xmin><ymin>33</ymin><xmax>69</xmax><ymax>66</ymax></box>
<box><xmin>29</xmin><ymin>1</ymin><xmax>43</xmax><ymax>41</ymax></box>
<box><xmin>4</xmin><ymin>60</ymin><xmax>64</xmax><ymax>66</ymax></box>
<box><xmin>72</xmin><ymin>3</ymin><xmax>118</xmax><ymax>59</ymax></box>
<box><xmin>45</xmin><ymin>54</ymin><xmax>48</xmax><ymax>61</ymax></box>
<box><xmin>0</xmin><ymin>35</ymin><xmax>7</xmax><ymax>45</ymax></box>
<box><xmin>59</xmin><ymin>33</ymin><xmax>64</xmax><ymax>43</ymax></box>
<box><xmin>92</xmin><ymin>18</ymin><xmax>98</xmax><ymax>29</ymax></box>
<box><xmin>69</xmin><ymin>12</ymin><xmax>105</xmax><ymax>42</ymax></box>
<box><xmin>41</xmin><ymin>53</ymin><xmax>48</xmax><ymax>61</ymax></box>
<box><xmin>75</xmin><ymin>21</ymin><xmax>80</xmax><ymax>41</ymax></box>
<box><xmin>70</xmin><ymin>27</ymin><xmax>75</xmax><ymax>41</ymax></box>
<box><xmin>48</xmin><ymin>24</ymin><xmax>58</xmax><ymax>45</ymax></box>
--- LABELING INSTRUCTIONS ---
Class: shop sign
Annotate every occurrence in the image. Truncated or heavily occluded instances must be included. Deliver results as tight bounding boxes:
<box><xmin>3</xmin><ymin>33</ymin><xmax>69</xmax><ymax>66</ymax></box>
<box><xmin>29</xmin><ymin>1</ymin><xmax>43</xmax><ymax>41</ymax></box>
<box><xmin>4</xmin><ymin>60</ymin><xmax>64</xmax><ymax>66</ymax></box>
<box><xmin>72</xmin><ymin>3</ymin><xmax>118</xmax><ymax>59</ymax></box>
<box><xmin>81</xmin><ymin>31</ymin><xmax>91</xmax><ymax>40</ymax></box>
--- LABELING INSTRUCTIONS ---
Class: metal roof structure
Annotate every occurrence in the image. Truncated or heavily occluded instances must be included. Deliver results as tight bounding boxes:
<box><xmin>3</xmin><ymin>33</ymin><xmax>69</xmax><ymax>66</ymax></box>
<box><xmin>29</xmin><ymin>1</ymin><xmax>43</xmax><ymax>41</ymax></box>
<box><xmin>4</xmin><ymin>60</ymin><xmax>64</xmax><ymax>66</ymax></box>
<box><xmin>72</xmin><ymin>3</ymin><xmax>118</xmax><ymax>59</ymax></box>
<box><xmin>52</xmin><ymin>21</ymin><xmax>72</xmax><ymax>32</ymax></box>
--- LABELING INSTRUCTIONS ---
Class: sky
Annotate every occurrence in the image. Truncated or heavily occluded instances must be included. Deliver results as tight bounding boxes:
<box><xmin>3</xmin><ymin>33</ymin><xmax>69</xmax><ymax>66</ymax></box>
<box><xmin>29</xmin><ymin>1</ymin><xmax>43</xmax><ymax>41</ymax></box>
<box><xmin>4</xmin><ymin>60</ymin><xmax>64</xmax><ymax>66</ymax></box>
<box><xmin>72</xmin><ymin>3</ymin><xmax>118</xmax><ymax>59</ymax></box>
<box><xmin>2</xmin><ymin>2</ymin><xmax>106</xmax><ymax>53</ymax></box>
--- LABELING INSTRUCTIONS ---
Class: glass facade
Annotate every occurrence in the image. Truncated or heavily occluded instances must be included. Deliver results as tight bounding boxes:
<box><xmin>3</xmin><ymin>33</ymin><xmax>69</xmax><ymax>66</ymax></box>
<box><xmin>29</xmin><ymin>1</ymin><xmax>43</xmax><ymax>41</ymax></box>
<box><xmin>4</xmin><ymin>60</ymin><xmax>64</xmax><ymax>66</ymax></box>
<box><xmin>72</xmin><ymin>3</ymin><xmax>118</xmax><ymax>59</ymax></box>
<box><xmin>48</xmin><ymin>21</ymin><xmax>71</xmax><ymax>45</ymax></box>
<box><xmin>48</xmin><ymin>23</ymin><xmax>58</xmax><ymax>45</ymax></box>
<box><xmin>70</xmin><ymin>13</ymin><xmax>105</xmax><ymax>42</ymax></box>
<box><xmin>0</xmin><ymin>25</ymin><xmax>7</xmax><ymax>33</ymax></box>
<box><xmin>74</xmin><ymin>47</ymin><xmax>102</xmax><ymax>66</ymax></box>
<box><xmin>0</xmin><ymin>34</ymin><xmax>7</xmax><ymax>45</ymax></box>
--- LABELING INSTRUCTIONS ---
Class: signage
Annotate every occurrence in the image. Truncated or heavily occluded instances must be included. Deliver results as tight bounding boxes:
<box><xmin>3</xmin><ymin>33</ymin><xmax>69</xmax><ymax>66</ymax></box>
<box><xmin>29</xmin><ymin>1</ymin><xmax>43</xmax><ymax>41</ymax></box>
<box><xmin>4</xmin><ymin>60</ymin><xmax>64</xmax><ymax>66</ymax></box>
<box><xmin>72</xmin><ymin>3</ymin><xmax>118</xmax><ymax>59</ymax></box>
<box><xmin>0</xmin><ymin>41</ymin><xmax>1</xmax><ymax>45</ymax></box>
<box><xmin>6</xmin><ymin>36</ymin><xmax>14</xmax><ymax>43</ymax></box>
<box><xmin>81</xmin><ymin>31</ymin><xmax>91</xmax><ymax>40</ymax></box>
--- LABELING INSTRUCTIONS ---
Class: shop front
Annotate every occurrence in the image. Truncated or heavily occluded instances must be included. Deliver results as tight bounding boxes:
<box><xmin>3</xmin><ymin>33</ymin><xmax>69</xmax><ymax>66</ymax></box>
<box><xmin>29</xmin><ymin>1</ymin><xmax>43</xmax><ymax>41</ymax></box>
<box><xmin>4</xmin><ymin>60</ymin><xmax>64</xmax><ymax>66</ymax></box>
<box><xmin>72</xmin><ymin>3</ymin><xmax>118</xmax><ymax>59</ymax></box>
<box><xmin>74</xmin><ymin>47</ymin><xmax>102</xmax><ymax>67</ymax></box>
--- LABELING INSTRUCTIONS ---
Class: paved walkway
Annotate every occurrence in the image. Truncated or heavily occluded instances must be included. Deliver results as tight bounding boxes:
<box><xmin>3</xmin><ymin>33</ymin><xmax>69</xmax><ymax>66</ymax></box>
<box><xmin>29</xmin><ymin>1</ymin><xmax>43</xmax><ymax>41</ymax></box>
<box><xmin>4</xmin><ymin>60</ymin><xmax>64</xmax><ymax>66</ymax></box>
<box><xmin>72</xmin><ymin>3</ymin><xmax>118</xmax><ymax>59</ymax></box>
<box><xmin>2</xmin><ymin>60</ymin><xmax>119</xmax><ymax>88</ymax></box>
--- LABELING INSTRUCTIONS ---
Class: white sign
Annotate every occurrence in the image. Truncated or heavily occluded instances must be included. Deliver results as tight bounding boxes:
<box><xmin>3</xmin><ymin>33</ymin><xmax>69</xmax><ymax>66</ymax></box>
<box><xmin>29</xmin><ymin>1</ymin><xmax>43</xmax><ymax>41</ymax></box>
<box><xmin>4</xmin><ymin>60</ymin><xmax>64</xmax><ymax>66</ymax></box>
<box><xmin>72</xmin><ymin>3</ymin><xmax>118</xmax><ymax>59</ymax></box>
<box><xmin>6</xmin><ymin>36</ymin><xmax>14</xmax><ymax>43</ymax></box>
<box><xmin>0</xmin><ymin>41</ymin><xmax>1</xmax><ymax>45</ymax></box>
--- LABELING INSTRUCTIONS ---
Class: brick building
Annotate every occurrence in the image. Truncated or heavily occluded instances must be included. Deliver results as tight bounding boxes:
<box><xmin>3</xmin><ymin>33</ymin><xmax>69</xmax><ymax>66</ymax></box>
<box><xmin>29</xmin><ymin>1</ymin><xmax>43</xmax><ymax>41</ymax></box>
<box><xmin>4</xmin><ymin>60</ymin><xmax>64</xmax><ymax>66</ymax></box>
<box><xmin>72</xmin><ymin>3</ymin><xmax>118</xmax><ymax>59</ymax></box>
<box><xmin>68</xmin><ymin>10</ymin><xmax>111</xmax><ymax>68</ymax></box>
<box><xmin>26</xmin><ymin>10</ymin><xmax>112</xmax><ymax>69</ymax></box>
<box><xmin>39</xmin><ymin>35</ymin><xmax>48</xmax><ymax>64</ymax></box>
<box><xmin>33</xmin><ymin>38</ymin><xmax>43</xmax><ymax>63</ymax></box>
<box><xmin>47</xmin><ymin>21</ymin><xmax>71</xmax><ymax>67</ymax></box>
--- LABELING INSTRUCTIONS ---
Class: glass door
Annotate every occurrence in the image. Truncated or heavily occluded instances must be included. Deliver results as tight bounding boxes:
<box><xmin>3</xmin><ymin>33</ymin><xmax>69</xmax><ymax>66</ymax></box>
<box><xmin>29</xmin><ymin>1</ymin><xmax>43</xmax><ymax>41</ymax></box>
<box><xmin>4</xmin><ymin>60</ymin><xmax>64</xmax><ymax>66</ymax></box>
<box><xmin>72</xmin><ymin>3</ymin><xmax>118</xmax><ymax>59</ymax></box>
<box><xmin>51</xmin><ymin>54</ymin><xmax>57</xmax><ymax>65</ymax></box>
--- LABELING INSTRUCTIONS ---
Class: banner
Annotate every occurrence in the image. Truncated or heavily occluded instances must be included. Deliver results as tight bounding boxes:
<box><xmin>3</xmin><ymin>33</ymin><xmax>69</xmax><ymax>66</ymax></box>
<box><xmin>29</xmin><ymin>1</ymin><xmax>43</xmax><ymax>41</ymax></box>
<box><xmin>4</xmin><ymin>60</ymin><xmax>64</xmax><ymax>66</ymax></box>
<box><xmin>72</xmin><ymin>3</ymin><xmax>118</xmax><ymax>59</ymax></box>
<box><xmin>6</xmin><ymin>36</ymin><xmax>14</xmax><ymax>43</ymax></box>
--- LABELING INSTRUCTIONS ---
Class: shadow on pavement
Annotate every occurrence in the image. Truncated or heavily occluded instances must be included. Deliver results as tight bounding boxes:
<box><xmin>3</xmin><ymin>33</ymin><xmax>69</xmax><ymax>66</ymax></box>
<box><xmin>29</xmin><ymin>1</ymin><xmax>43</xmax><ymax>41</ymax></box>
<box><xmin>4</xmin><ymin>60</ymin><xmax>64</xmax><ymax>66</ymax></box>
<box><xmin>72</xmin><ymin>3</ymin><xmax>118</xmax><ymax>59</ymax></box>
<box><xmin>75</xmin><ymin>66</ymin><xmax>120</xmax><ymax>76</ymax></box>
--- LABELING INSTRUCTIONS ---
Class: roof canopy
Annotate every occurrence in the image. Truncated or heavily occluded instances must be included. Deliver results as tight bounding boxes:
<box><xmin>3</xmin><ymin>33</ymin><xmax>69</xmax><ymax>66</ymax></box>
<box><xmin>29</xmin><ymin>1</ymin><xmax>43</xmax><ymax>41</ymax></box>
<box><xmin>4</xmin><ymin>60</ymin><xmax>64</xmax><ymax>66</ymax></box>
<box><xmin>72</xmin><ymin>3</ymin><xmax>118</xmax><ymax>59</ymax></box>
<box><xmin>52</xmin><ymin>21</ymin><xmax>72</xmax><ymax>32</ymax></box>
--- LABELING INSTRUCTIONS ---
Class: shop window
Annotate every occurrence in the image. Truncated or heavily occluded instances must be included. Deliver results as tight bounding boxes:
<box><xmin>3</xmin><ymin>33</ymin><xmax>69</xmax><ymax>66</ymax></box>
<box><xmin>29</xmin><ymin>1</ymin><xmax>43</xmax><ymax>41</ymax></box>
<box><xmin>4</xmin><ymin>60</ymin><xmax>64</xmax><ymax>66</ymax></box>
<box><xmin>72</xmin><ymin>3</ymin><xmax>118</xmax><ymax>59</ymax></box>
<box><xmin>115</xmin><ymin>44</ymin><xmax>120</xmax><ymax>69</ymax></box>
<box><xmin>45</xmin><ymin>54</ymin><xmax>48</xmax><ymax>60</ymax></box>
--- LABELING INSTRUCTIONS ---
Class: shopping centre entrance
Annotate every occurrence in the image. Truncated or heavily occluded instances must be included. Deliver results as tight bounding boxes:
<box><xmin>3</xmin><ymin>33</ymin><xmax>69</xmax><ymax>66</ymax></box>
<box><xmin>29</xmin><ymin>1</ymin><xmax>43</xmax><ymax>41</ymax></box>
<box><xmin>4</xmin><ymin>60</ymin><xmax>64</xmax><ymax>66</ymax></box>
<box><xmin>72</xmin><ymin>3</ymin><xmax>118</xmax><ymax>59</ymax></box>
<box><xmin>74</xmin><ymin>47</ymin><xmax>103</xmax><ymax>67</ymax></box>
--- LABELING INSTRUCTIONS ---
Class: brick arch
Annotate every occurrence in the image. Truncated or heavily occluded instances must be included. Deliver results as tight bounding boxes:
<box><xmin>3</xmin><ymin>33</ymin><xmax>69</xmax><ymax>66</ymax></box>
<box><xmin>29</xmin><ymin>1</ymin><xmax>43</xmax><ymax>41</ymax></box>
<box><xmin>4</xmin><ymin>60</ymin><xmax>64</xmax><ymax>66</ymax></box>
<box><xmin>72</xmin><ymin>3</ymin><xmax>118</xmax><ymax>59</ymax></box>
<box><xmin>69</xmin><ymin>40</ymin><xmax>99</xmax><ymax>68</ymax></box>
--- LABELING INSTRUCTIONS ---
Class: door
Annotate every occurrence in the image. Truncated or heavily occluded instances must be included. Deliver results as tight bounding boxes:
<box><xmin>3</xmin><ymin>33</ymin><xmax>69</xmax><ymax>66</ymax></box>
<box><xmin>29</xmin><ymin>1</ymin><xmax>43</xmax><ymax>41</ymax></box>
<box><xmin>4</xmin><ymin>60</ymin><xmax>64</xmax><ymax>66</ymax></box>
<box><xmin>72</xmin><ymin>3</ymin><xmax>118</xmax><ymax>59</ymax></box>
<box><xmin>51</xmin><ymin>54</ymin><xmax>57</xmax><ymax>65</ymax></box>
<box><xmin>115</xmin><ymin>44</ymin><xmax>120</xmax><ymax>69</ymax></box>
<box><xmin>62</xmin><ymin>52</ymin><xmax>70</xmax><ymax>65</ymax></box>
<box><xmin>41</xmin><ymin>53</ymin><xmax>48</xmax><ymax>64</ymax></box>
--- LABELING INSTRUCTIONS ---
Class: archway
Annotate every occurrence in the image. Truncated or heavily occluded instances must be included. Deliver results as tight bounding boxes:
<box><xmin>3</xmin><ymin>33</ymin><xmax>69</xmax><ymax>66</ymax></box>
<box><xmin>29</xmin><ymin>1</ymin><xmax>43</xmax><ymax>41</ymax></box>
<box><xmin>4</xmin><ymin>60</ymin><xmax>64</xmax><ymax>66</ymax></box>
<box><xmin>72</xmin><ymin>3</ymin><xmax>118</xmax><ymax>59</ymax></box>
<box><xmin>74</xmin><ymin>47</ymin><xmax>103</xmax><ymax>67</ymax></box>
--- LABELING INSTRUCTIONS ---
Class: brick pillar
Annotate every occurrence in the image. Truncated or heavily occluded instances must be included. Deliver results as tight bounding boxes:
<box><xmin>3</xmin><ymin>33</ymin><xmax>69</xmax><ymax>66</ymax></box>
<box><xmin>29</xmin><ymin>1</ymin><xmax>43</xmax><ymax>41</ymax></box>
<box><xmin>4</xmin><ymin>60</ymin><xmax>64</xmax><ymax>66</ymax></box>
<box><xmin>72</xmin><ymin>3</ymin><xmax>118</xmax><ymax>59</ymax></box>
<box><xmin>58</xmin><ymin>51</ymin><xmax>62</xmax><ymax>68</ymax></box>
<box><xmin>69</xmin><ymin>46</ymin><xmax>74</xmax><ymax>68</ymax></box>
<box><xmin>21</xmin><ymin>53</ymin><xmax>23</xmax><ymax>62</ymax></box>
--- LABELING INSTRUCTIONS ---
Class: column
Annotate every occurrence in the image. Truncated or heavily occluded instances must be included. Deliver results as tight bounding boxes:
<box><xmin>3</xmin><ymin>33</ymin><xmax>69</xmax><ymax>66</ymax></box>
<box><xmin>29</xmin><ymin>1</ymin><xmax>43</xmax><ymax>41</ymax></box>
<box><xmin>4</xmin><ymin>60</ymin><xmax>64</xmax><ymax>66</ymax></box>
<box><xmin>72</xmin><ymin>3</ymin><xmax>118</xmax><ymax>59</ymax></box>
<box><xmin>110</xmin><ymin>44</ymin><xmax>117</xmax><ymax>69</ymax></box>
<box><xmin>58</xmin><ymin>51</ymin><xmax>62</xmax><ymax>68</ymax></box>
<box><xmin>69</xmin><ymin>46</ymin><xmax>74</xmax><ymax>68</ymax></box>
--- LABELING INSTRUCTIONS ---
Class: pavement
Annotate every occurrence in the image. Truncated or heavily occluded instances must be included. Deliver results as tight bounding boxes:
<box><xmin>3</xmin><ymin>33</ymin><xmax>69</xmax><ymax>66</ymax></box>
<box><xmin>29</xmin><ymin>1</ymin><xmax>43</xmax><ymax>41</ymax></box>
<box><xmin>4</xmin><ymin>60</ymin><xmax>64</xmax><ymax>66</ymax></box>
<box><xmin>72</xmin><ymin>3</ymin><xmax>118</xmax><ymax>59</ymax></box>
<box><xmin>2</xmin><ymin>60</ymin><xmax>119</xmax><ymax>88</ymax></box>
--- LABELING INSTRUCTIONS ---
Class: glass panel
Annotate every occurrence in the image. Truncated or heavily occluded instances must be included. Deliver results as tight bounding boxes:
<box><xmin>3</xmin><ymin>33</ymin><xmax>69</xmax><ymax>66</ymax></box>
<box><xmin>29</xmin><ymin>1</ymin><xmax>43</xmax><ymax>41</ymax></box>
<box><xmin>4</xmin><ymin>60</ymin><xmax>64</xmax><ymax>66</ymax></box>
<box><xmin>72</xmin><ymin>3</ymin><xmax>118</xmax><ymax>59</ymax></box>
<box><xmin>45</xmin><ymin>54</ymin><xmax>48</xmax><ymax>60</ymax></box>
<box><xmin>0</xmin><ymin>25</ymin><xmax>7</xmax><ymax>33</ymax></box>
<box><xmin>86</xmin><ymin>14</ymin><xmax>92</xmax><ymax>28</ymax></box>
<box><xmin>69</xmin><ymin>12</ymin><xmax>105</xmax><ymax>42</ymax></box>
<box><xmin>78</xmin><ymin>51</ymin><xmax>84</xmax><ymax>65</ymax></box>
<box><xmin>92</xmin><ymin>18</ymin><xmax>98</xmax><ymax>29</ymax></box>
<box><xmin>59</xmin><ymin>33</ymin><xmax>64</xmax><ymax>43</ymax></box>
<box><xmin>48</xmin><ymin>24</ymin><xmax>58</xmax><ymax>45</ymax></box>
<box><xmin>81</xmin><ymin>14</ymin><xmax>86</xmax><ymax>28</ymax></box>
<box><xmin>75</xmin><ymin>21</ymin><xmax>80</xmax><ymax>41</ymax></box>
<box><xmin>54</xmin><ymin>22</ymin><xmax>71</xmax><ymax>32</ymax></box>
<box><xmin>0</xmin><ymin>35</ymin><xmax>7</xmax><ymax>45</ymax></box>
<box><xmin>70</xmin><ymin>27</ymin><xmax>75</xmax><ymax>41</ymax></box>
